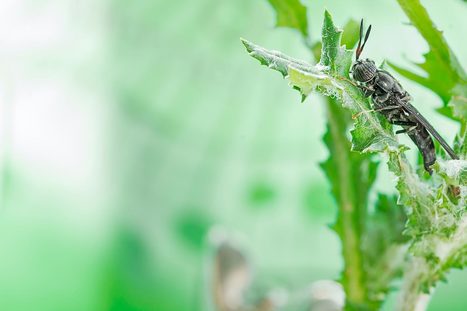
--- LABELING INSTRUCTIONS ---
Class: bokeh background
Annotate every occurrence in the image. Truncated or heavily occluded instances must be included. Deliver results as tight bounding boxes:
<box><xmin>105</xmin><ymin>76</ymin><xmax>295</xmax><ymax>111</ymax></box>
<box><xmin>0</xmin><ymin>0</ymin><xmax>465</xmax><ymax>310</ymax></box>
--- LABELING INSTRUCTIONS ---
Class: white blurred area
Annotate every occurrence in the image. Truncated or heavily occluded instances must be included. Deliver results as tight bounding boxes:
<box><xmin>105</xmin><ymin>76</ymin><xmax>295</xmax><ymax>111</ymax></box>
<box><xmin>0</xmin><ymin>2</ymin><xmax>111</xmax><ymax>308</ymax></box>
<box><xmin>0</xmin><ymin>0</ymin><xmax>111</xmax><ymax>232</ymax></box>
<box><xmin>0</xmin><ymin>1</ymin><xmax>464</xmax><ymax>310</ymax></box>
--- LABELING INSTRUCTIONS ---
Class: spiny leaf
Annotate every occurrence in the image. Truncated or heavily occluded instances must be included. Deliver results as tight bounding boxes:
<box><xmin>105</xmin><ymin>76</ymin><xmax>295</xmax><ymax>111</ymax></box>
<box><xmin>242</xmin><ymin>9</ymin><xmax>467</xmax><ymax>308</ymax></box>
<box><xmin>241</xmin><ymin>38</ymin><xmax>314</xmax><ymax>78</ymax></box>
<box><xmin>320</xmin><ymin>13</ymin><xmax>394</xmax><ymax>152</ymax></box>
<box><xmin>243</xmin><ymin>39</ymin><xmax>398</xmax><ymax>153</ymax></box>
<box><xmin>389</xmin><ymin>57</ymin><xmax>451</xmax><ymax>104</ymax></box>
<box><xmin>340</xmin><ymin>19</ymin><xmax>360</xmax><ymax>49</ymax></box>
<box><xmin>399</xmin><ymin>215</ymin><xmax>467</xmax><ymax>310</ymax></box>
<box><xmin>318</xmin><ymin>18</ymin><xmax>386</xmax><ymax>310</ymax></box>
<box><xmin>390</xmin><ymin>0</ymin><xmax>467</xmax><ymax>120</ymax></box>
<box><xmin>267</xmin><ymin>0</ymin><xmax>309</xmax><ymax>38</ymax></box>
<box><xmin>366</xmin><ymin>195</ymin><xmax>408</xmax><ymax>253</ymax></box>
<box><xmin>245</xmin><ymin>13</ymin><xmax>403</xmax><ymax>309</ymax></box>
<box><xmin>320</xmin><ymin>10</ymin><xmax>353</xmax><ymax>77</ymax></box>
<box><xmin>390</xmin><ymin>2</ymin><xmax>467</xmax><ymax>296</ymax></box>
<box><xmin>453</xmin><ymin>128</ymin><xmax>467</xmax><ymax>157</ymax></box>
<box><xmin>312</xmin><ymin>18</ymin><xmax>360</xmax><ymax>63</ymax></box>
<box><xmin>450</xmin><ymin>86</ymin><xmax>467</xmax><ymax>122</ymax></box>
<box><xmin>396</xmin><ymin>159</ymin><xmax>467</xmax><ymax>310</ymax></box>
<box><xmin>242</xmin><ymin>12</ymin><xmax>463</xmax><ymax>243</ymax></box>
<box><xmin>396</xmin><ymin>0</ymin><xmax>465</xmax><ymax>79</ymax></box>
<box><xmin>437</xmin><ymin>160</ymin><xmax>467</xmax><ymax>187</ymax></box>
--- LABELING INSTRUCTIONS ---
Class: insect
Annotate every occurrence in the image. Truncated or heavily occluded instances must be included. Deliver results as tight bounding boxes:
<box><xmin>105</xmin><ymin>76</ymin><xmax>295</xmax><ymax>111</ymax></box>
<box><xmin>351</xmin><ymin>20</ymin><xmax>459</xmax><ymax>174</ymax></box>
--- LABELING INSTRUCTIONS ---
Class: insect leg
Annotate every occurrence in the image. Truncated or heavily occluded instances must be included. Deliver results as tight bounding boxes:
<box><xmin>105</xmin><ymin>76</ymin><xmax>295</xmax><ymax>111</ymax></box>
<box><xmin>352</xmin><ymin>109</ymin><xmax>375</xmax><ymax>119</ymax></box>
<box><xmin>352</xmin><ymin>105</ymin><xmax>402</xmax><ymax>119</ymax></box>
<box><xmin>391</xmin><ymin>120</ymin><xmax>416</xmax><ymax>126</ymax></box>
<box><xmin>357</xmin><ymin>84</ymin><xmax>375</xmax><ymax>97</ymax></box>
<box><xmin>374</xmin><ymin>105</ymin><xmax>400</xmax><ymax>112</ymax></box>
<box><xmin>395</xmin><ymin>125</ymin><xmax>417</xmax><ymax>134</ymax></box>
<box><xmin>399</xmin><ymin>94</ymin><xmax>411</xmax><ymax>101</ymax></box>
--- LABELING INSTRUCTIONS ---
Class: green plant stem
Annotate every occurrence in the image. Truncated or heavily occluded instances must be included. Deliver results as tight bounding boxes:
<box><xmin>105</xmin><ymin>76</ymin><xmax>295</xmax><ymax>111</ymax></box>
<box><xmin>396</xmin><ymin>258</ymin><xmax>432</xmax><ymax>311</ymax></box>
<box><xmin>242</xmin><ymin>28</ymin><xmax>466</xmax><ymax>310</ymax></box>
<box><xmin>325</xmin><ymin>100</ymin><xmax>366</xmax><ymax>306</ymax></box>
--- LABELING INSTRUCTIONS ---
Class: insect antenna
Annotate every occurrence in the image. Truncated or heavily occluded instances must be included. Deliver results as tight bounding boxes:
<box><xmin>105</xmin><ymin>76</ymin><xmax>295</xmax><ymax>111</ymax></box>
<box><xmin>355</xmin><ymin>19</ymin><xmax>372</xmax><ymax>60</ymax></box>
<box><xmin>355</xmin><ymin>19</ymin><xmax>364</xmax><ymax>60</ymax></box>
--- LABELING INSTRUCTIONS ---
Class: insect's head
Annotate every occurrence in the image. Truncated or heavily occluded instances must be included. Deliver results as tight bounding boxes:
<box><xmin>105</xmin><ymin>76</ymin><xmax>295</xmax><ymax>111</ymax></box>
<box><xmin>352</xmin><ymin>58</ymin><xmax>377</xmax><ymax>82</ymax></box>
<box><xmin>351</xmin><ymin>20</ymin><xmax>376</xmax><ymax>82</ymax></box>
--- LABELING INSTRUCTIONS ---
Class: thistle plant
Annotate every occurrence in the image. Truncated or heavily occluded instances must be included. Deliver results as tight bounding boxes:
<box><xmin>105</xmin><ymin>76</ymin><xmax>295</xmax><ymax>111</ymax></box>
<box><xmin>240</xmin><ymin>0</ymin><xmax>466</xmax><ymax>310</ymax></box>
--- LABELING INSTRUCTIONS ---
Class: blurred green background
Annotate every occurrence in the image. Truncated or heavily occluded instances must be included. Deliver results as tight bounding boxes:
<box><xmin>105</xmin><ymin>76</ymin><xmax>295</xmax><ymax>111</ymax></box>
<box><xmin>0</xmin><ymin>0</ymin><xmax>465</xmax><ymax>310</ymax></box>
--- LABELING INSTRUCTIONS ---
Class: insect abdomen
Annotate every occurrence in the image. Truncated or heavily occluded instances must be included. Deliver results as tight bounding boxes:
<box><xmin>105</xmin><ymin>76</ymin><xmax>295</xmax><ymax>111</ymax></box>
<box><xmin>407</xmin><ymin>125</ymin><xmax>436</xmax><ymax>174</ymax></box>
<box><xmin>373</xmin><ymin>99</ymin><xmax>436</xmax><ymax>174</ymax></box>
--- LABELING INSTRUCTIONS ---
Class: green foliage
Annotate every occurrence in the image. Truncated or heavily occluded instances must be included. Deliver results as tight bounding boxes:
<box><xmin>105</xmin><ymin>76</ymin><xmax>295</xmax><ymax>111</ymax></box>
<box><xmin>390</xmin><ymin>0</ymin><xmax>467</xmax><ymax>121</ymax></box>
<box><xmin>267</xmin><ymin>0</ymin><xmax>309</xmax><ymax>39</ymax></box>
<box><xmin>319</xmin><ymin>11</ymin><xmax>353</xmax><ymax>77</ymax></box>
<box><xmin>318</xmin><ymin>18</ymin><xmax>382</xmax><ymax>310</ymax></box>
<box><xmin>176</xmin><ymin>210</ymin><xmax>213</xmax><ymax>250</ymax></box>
<box><xmin>387</xmin><ymin>1</ymin><xmax>467</xmax><ymax>308</ymax></box>
<box><xmin>241</xmin><ymin>37</ymin><xmax>397</xmax><ymax>154</ymax></box>
<box><xmin>242</xmin><ymin>5</ymin><xmax>467</xmax><ymax>311</ymax></box>
<box><xmin>363</xmin><ymin>195</ymin><xmax>408</xmax><ymax>307</ymax></box>
<box><xmin>321</xmin><ymin>97</ymin><xmax>380</xmax><ymax>309</ymax></box>
<box><xmin>247</xmin><ymin>182</ymin><xmax>276</xmax><ymax>207</ymax></box>
<box><xmin>243</xmin><ymin>9</ymin><xmax>407</xmax><ymax>310</ymax></box>
<box><xmin>340</xmin><ymin>20</ymin><xmax>361</xmax><ymax>49</ymax></box>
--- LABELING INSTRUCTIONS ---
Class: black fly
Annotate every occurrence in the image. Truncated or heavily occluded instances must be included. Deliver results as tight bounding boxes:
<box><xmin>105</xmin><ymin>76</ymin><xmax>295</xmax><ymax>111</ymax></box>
<box><xmin>351</xmin><ymin>20</ymin><xmax>459</xmax><ymax>174</ymax></box>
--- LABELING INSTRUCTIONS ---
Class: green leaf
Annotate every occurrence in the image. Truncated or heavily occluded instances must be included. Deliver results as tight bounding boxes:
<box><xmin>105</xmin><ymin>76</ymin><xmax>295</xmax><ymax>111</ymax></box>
<box><xmin>340</xmin><ymin>19</ymin><xmax>360</xmax><ymax>49</ymax></box>
<box><xmin>241</xmin><ymin>37</ymin><xmax>398</xmax><ymax>152</ymax></box>
<box><xmin>365</xmin><ymin>195</ymin><xmax>408</xmax><ymax>256</ymax></box>
<box><xmin>395</xmin><ymin>158</ymin><xmax>467</xmax><ymax>310</ymax></box>
<box><xmin>390</xmin><ymin>0</ymin><xmax>467</xmax><ymax>120</ymax></box>
<box><xmin>241</xmin><ymin>11</ymin><xmax>463</xmax><ymax>238</ymax></box>
<box><xmin>312</xmin><ymin>18</ymin><xmax>359</xmax><ymax>67</ymax></box>
<box><xmin>450</xmin><ymin>85</ymin><xmax>467</xmax><ymax>122</ymax></box>
<box><xmin>266</xmin><ymin>0</ymin><xmax>309</xmax><ymax>38</ymax></box>
<box><xmin>319</xmin><ymin>10</ymin><xmax>353</xmax><ymax>77</ymax></box>
<box><xmin>437</xmin><ymin>159</ymin><xmax>467</xmax><ymax>187</ymax></box>
<box><xmin>453</xmin><ymin>127</ymin><xmax>467</xmax><ymax>157</ymax></box>
<box><xmin>381</xmin><ymin>99</ymin><xmax>466</xmax><ymax>304</ymax></box>
<box><xmin>244</xmin><ymin>13</ymin><xmax>404</xmax><ymax>309</ymax></box>
<box><xmin>242</xmin><ymin>9</ymin><xmax>467</xmax><ymax>309</ymax></box>
<box><xmin>362</xmin><ymin>194</ymin><xmax>408</xmax><ymax>308</ymax></box>
<box><xmin>396</xmin><ymin>0</ymin><xmax>465</xmax><ymax>79</ymax></box>
<box><xmin>311</xmin><ymin>18</ymin><xmax>386</xmax><ymax>309</ymax></box>
<box><xmin>385</xmin><ymin>2</ymin><xmax>467</xmax><ymax>306</ymax></box>
<box><xmin>398</xmin><ymin>215</ymin><xmax>467</xmax><ymax>310</ymax></box>
<box><xmin>175</xmin><ymin>209</ymin><xmax>213</xmax><ymax>250</ymax></box>
<box><xmin>388</xmin><ymin>59</ymin><xmax>450</xmax><ymax>104</ymax></box>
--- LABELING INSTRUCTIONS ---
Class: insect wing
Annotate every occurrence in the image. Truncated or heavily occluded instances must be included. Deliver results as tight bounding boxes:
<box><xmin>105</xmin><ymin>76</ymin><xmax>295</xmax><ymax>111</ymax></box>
<box><xmin>395</xmin><ymin>97</ymin><xmax>459</xmax><ymax>160</ymax></box>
